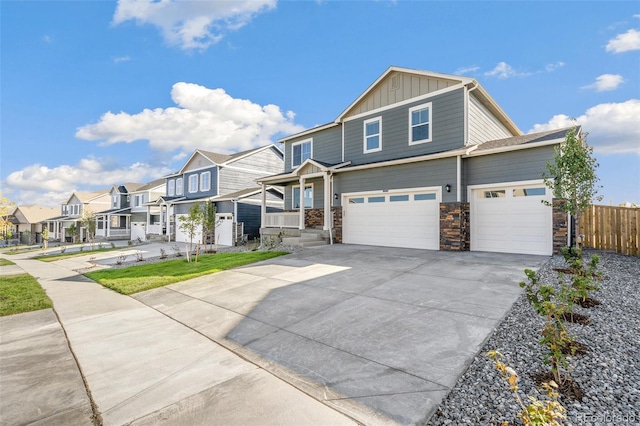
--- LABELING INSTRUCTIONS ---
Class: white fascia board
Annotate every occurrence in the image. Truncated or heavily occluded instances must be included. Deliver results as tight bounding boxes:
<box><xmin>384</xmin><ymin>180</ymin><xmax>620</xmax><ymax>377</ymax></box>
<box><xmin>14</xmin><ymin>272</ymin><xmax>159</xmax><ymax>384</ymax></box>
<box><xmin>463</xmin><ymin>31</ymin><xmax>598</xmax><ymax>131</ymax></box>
<box><xmin>220</xmin><ymin>144</ymin><xmax>284</xmax><ymax>166</ymax></box>
<box><xmin>336</xmin><ymin>66</ymin><xmax>472</xmax><ymax>122</ymax></box>
<box><xmin>278</xmin><ymin>123</ymin><xmax>339</xmax><ymax>144</ymax></box>
<box><xmin>333</xmin><ymin>148</ymin><xmax>467</xmax><ymax>174</ymax></box>
<box><xmin>342</xmin><ymin>84</ymin><xmax>465</xmax><ymax>123</ymax></box>
<box><xmin>470</xmin><ymin>83</ymin><xmax>521</xmax><ymax>136</ymax></box>
<box><xmin>177</xmin><ymin>150</ymin><xmax>217</xmax><ymax>175</ymax></box>
<box><xmin>463</xmin><ymin>138</ymin><xmax>564</xmax><ymax>158</ymax></box>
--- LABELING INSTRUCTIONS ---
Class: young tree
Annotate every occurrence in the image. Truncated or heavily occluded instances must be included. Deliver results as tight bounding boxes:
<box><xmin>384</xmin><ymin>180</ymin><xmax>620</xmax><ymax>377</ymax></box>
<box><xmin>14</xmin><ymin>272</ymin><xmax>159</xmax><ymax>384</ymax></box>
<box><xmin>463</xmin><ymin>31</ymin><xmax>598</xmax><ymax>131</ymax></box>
<box><xmin>543</xmin><ymin>127</ymin><xmax>603</xmax><ymax>249</ymax></box>
<box><xmin>202</xmin><ymin>202</ymin><xmax>219</xmax><ymax>253</ymax></box>
<box><xmin>0</xmin><ymin>194</ymin><xmax>15</xmax><ymax>242</ymax></box>
<box><xmin>67</xmin><ymin>223</ymin><xmax>79</xmax><ymax>244</ymax></box>
<box><xmin>178</xmin><ymin>203</ymin><xmax>203</xmax><ymax>263</ymax></box>
<box><xmin>42</xmin><ymin>227</ymin><xmax>50</xmax><ymax>249</ymax></box>
<box><xmin>81</xmin><ymin>208</ymin><xmax>97</xmax><ymax>250</ymax></box>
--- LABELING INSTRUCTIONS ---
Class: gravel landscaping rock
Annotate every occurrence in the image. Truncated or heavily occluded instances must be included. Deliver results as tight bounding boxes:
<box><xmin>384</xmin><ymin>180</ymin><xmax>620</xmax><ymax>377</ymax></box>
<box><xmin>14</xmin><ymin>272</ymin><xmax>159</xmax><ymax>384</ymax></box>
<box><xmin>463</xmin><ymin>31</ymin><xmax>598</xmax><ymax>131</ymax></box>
<box><xmin>427</xmin><ymin>250</ymin><xmax>640</xmax><ymax>426</ymax></box>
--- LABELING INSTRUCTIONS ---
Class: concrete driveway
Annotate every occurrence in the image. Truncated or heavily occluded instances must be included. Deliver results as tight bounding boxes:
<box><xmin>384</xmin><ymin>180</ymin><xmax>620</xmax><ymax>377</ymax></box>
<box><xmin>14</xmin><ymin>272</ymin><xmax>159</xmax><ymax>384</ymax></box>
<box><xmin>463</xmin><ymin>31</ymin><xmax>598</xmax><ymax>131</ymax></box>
<box><xmin>134</xmin><ymin>244</ymin><xmax>547</xmax><ymax>425</ymax></box>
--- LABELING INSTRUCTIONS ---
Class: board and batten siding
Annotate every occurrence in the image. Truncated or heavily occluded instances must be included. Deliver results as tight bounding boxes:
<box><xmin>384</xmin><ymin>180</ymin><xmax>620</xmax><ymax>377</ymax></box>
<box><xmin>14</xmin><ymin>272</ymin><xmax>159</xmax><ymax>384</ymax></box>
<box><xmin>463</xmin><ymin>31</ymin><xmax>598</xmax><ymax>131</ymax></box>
<box><xmin>334</xmin><ymin>157</ymin><xmax>458</xmax><ymax>205</ymax></box>
<box><xmin>343</xmin><ymin>88</ymin><xmax>465</xmax><ymax>166</ymax></box>
<box><xmin>345</xmin><ymin>72</ymin><xmax>461</xmax><ymax>118</ymax></box>
<box><xmin>284</xmin><ymin>126</ymin><xmax>342</xmax><ymax>172</ymax></box>
<box><xmin>464</xmin><ymin>146</ymin><xmax>556</xmax><ymax>189</ymax></box>
<box><xmin>467</xmin><ymin>93</ymin><xmax>513</xmax><ymax>145</ymax></box>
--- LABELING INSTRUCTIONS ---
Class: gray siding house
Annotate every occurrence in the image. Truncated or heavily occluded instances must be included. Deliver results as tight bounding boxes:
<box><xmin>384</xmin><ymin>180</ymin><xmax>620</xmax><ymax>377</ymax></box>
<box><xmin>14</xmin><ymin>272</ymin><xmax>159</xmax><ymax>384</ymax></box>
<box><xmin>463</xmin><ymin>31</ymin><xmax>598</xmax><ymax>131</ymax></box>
<box><xmin>154</xmin><ymin>145</ymin><xmax>284</xmax><ymax>245</ymax></box>
<box><xmin>258</xmin><ymin>66</ymin><xmax>572</xmax><ymax>255</ymax></box>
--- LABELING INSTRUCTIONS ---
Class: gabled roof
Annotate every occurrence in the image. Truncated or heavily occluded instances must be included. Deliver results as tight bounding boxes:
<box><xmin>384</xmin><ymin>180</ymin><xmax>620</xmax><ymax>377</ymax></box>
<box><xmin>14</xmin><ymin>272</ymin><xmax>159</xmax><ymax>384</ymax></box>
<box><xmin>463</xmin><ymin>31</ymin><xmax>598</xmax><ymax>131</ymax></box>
<box><xmin>471</xmin><ymin>127</ymin><xmax>575</xmax><ymax>154</ymax></box>
<box><xmin>177</xmin><ymin>144</ymin><xmax>283</xmax><ymax>175</ymax></box>
<box><xmin>12</xmin><ymin>205</ymin><xmax>59</xmax><ymax>223</ymax></box>
<box><xmin>64</xmin><ymin>190</ymin><xmax>110</xmax><ymax>205</ymax></box>
<box><xmin>132</xmin><ymin>178</ymin><xmax>166</xmax><ymax>193</ymax></box>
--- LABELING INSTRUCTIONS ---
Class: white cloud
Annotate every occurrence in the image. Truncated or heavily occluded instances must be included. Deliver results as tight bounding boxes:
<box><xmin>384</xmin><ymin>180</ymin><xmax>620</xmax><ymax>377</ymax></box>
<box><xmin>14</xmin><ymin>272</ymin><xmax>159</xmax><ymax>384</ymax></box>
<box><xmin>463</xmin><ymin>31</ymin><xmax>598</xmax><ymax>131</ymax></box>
<box><xmin>529</xmin><ymin>99</ymin><xmax>640</xmax><ymax>155</ymax></box>
<box><xmin>581</xmin><ymin>74</ymin><xmax>625</xmax><ymax>92</ymax></box>
<box><xmin>484</xmin><ymin>62</ymin><xmax>532</xmax><ymax>79</ymax></box>
<box><xmin>3</xmin><ymin>157</ymin><xmax>171</xmax><ymax>207</ymax></box>
<box><xmin>113</xmin><ymin>55</ymin><xmax>131</xmax><ymax>63</ymax></box>
<box><xmin>606</xmin><ymin>28</ymin><xmax>640</xmax><ymax>53</ymax></box>
<box><xmin>112</xmin><ymin>0</ymin><xmax>276</xmax><ymax>50</ymax></box>
<box><xmin>76</xmin><ymin>82</ymin><xmax>305</xmax><ymax>155</ymax></box>
<box><xmin>454</xmin><ymin>65</ymin><xmax>480</xmax><ymax>75</ymax></box>
<box><xmin>545</xmin><ymin>61</ymin><xmax>565</xmax><ymax>72</ymax></box>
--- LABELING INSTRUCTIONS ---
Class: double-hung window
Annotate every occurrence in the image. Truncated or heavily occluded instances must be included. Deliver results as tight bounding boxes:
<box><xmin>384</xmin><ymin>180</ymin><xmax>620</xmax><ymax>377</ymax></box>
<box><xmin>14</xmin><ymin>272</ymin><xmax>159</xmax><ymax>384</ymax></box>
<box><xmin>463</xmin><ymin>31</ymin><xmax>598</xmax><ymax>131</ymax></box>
<box><xmin>176</xmin><ymin>178</ymin><xmax>183</xmax><ymax>196</ymax></box>
<box><xmin>188</xmin><ymin>174</ymin><xmax>198</xmax><ymax>193</ymax></box>
<box><xmin>409</xmin><ymin>102</ymin><xmax>432</xmax><ymax>145</ymax></box>
<box><xmin>200</xmin><ymin>172</ymin><xmax>211</xmax><ymax>192</ymax></box>
<box><xmin>292</xmin><ymin>185</ymin><xmax>313</xmax><ymax>209</ymax></box>
<box><xmin>363</xmin><ymin>117</ymin><xmax>382</xmax><ymax>153</ymax></box>
<box><xmin>292</xmin><ymin>139</ymin><xmax>312</xmax><ymax>168</ymax></box>
<box><xmin>168</xmin><ymin>180</ymin><xmax>175</xmax><ymax>196</ymax></box>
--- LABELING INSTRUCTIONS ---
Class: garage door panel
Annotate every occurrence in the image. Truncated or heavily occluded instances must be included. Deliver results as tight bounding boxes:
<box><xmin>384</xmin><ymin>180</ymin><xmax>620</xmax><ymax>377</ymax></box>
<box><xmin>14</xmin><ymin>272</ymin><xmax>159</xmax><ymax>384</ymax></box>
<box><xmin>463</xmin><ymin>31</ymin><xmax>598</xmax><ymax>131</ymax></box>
<box><xmin>343</xmin><ymin>190</ymin><xmax>439</xmax><ymax>250</ymax></box>
<box><xmin>471</xmin><ymin>184</ymin><xmax>552</xmax><ymax>256</ymax></box>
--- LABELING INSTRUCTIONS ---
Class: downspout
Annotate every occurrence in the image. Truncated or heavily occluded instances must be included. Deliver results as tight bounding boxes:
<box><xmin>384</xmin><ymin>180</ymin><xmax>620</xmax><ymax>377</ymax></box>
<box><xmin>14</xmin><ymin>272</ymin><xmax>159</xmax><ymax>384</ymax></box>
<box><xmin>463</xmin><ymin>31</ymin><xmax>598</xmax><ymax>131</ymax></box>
<box><xmin>460</xmin><ymin>145</ymin><xmax>479</xmax><ymax>203</ymax></box>
<box><xmin>465</xmin><ymin>81</ymin><xmax>479</xmax><ymax>147</ymax></box>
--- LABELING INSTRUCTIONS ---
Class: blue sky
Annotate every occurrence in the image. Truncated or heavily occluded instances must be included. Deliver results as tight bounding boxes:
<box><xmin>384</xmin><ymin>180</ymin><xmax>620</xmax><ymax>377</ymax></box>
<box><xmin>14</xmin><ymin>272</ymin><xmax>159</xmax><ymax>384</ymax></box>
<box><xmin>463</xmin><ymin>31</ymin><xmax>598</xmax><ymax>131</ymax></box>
<box><xmin>1</xmin><ymin>0</ymin><xmax>639</xmax><ymax>207</ymax></box>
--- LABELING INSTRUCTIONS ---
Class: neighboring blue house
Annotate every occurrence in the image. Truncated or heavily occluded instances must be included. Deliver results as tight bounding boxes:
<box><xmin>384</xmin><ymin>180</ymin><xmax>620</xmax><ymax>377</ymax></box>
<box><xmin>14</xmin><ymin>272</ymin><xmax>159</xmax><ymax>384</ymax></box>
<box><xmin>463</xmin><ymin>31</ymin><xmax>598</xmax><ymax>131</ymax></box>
<box><xmin>258</xmin><ymin>66</ymin><xmax>572</xmax><ymax>255</ymax></box>
<box><xmin>150</xmin><ymin>144</ymin><xmax>284</xmax><ymax>245</ymax></box>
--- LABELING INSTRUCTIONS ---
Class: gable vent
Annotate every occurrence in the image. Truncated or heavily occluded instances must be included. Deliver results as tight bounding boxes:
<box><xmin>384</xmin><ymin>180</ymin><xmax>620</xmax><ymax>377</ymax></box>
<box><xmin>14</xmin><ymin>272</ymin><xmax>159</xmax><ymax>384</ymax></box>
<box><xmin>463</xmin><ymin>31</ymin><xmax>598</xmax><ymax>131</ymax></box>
<box><xmin>390</xmin><ymin>75</ymin><xmax>400</xmax><ymax>91</ymax></box>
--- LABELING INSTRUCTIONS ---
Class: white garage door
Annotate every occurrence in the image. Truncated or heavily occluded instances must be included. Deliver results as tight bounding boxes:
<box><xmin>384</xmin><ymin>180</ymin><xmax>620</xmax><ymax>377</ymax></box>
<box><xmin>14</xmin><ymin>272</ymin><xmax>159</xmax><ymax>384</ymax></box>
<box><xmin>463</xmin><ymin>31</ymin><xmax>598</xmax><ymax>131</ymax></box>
<box><xmin>343</xmin><ymin>189</ymin><xmax>440</xmax><ymax>250</ymax></box>
<box><xmin>131</xmin><ymin>222</ymin><xmax>146</xmax><ymax>242</ymax></box>
<box><xmin>175</xmin><ymin>213</ymin><xmax>234</xmax><ymax>246</ymax></box>
<box><xmin>470</xmin><ymin>182</ymin><xmax>552</xmax><ymax>255</ymax></box>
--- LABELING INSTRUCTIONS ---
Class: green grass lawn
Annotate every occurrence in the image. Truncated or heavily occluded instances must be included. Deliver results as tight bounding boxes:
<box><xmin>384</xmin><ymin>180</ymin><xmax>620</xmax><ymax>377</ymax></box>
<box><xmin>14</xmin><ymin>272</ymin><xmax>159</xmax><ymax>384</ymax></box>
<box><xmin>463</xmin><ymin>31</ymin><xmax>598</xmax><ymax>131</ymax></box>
<box><xmin>0</xmin><ymin>258</ymin><xmax>15</xmax><ymax>266</ymax></box>
<box><xmin>0</xmin><ymin>274</ymin><xmax>53</xmax><ymax>316</ymax></box>
<box><xmin>35</xmin><ymin>245</ymin><xmax>124</xmax><ymax>262</ymax></box>
<box><xmin>85</xmin><ymin>251</ymin><xmax>289</xmax><ymax>295</ymax></box>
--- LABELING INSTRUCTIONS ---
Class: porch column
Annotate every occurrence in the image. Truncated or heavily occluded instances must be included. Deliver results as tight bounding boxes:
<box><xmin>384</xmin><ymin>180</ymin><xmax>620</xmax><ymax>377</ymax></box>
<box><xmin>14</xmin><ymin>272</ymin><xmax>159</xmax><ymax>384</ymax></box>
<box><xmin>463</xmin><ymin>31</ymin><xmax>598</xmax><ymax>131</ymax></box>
<box><xmin>106</xmin><ymin>215</ymin><xmax>110</xmax><ymax>238</ymax></box>
<box><xmin>323</xmin><ymin>173</ymin><xmax>331</xmax><ymax>231</ymax></box>
<box><xmin>299</xmin><ymin>177</ymin><xmax>305</xmax><ymax>230</ymax></box>
<box><xmin>261</xmin><ymin>183</ymin><xmax>267</xmax><ymax>230</ymax></box>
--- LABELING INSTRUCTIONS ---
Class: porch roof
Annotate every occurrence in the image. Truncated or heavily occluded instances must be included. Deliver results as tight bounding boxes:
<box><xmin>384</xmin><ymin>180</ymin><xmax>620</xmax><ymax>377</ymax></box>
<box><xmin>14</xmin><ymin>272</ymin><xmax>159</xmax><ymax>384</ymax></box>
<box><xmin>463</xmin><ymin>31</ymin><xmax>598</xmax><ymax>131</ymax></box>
<box><xmin>96</xmin><ymin>208</ymin><xmax>132</xmax><ymax>216</ymax></box>
<box><xmin>256</xmin><ymin>159</ymin><xmax>351</xmax><ymax>185</ymax></box>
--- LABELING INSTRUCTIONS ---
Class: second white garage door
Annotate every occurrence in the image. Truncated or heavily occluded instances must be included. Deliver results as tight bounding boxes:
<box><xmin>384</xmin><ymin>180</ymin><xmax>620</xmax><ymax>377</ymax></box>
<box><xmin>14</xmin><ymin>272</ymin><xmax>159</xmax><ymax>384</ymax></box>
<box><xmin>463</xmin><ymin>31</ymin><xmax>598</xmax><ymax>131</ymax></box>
<box><xmin>470</xmin><ymin>182</ymin><xmax>553</xmax><ymax>255</ymax></box>
<box><xmin>342</xmin><ymin>189</ymin><xmax>440</xmax><ymax>250</ymax></box>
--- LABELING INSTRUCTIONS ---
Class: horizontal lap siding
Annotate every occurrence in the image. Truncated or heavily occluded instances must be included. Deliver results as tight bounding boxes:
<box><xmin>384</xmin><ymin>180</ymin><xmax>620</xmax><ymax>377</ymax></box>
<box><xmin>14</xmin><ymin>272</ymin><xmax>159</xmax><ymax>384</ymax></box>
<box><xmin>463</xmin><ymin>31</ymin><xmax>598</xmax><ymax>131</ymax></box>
<box><xmin>343</xmin><ymin>88</ymin><xmax>465</xmax><ymax>166</ymax></box>
<box><xmin>184</xmin><ymin>167</ymin><xmax>218</xmax><ymax>199</ymax></box>
<box><xmin>229</xmin><ymin>147</ymin><xmax>283</xmax><ymax>174</ymax></box>
<box><xmin>464</xmin><ymin>146</ymin><xmax>556</xmax><ymax>187</ymax></box>
<box><xmin>284</xmin><ymin>178</ymin><xmax>324</xmax><ymax>210</ymax></box>
<box><xmin>468</xmin><ymin>94</ymin><xmax>512</xmax><ymax>145</ymax></box>
<box><xmin>218</xmin><ymin>167</ymin><xmax>263</xmax><ymax>194</ymax></box>
<box><xmin>284</xmin><ymin>126</ymin><xmax>342</xmax><ymax>172</ymax></box>
<box><xmin>334</xmin><ymin>157</ymin><xmax>457</xmax><ymax>205</ymax></box>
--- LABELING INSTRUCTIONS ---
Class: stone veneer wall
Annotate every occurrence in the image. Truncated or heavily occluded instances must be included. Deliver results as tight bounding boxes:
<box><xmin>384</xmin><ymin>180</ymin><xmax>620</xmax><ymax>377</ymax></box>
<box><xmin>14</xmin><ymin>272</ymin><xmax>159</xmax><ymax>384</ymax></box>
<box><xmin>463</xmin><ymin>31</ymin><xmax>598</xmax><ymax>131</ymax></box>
<box><xmin>439</xmin><ymin>202</ymin><xmax>470</xmax><ymax>251</ymax></box>
<box><xmin>553</xmin><ymin>198</ymin><xmax>568</xmax><ymax>254</ymax></box>
<box><xmin>301</xmin><ymin>207</ymin><xmax>343</xmax><ymax>243</ymax></box>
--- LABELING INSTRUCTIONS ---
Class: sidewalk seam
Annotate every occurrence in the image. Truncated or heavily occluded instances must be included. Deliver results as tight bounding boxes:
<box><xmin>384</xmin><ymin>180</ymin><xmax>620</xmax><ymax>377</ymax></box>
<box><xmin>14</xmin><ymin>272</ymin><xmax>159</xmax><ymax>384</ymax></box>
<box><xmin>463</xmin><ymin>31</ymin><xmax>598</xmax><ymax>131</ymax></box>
<box><xmin>51</xmin><ymin>306</ymin><xmax>104</xmax><ymax>426</ymax></box>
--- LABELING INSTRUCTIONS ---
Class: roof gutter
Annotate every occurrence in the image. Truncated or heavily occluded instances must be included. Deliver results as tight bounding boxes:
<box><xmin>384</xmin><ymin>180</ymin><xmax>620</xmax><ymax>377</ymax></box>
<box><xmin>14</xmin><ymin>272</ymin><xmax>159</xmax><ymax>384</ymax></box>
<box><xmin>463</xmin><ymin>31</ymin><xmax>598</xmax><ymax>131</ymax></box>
<box><xmin>463</xmin><ymin>137</ymin><xmax>564</xmax><ymax>158</ymax></box>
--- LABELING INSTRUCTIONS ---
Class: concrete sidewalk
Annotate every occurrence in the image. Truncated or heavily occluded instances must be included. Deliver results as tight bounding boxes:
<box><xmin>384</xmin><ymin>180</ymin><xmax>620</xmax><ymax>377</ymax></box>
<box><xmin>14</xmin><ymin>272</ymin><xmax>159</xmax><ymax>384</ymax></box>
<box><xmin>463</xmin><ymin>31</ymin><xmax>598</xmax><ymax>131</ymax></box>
<box><xmin>4</xmin><ymin>258</ymin><xmax>355</xmax><ymax>426</ymax></box>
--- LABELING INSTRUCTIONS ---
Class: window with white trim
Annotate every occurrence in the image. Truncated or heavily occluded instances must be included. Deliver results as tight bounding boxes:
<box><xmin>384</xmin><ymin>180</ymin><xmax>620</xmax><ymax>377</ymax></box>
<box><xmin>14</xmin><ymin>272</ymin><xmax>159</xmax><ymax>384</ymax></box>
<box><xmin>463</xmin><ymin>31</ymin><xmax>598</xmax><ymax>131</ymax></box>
<box><xmin>176</xmin><ymin>178</ymin><xmax>183</xmax><ymax>196</ymax></box>
<box><xmin>292</xmin><ymin>139</ymin><xmax>312</xmax><ymax>168</ymax></box>
<box><xmin>409</xmin><ymin>102</ymin><xmax>432</xmax><ymax>145</ymax></box>
<box><xmin>292</xmin><ymin>184</ymin><xmax>313</xmax><ymax>209</ymax></box>
<box><xmin>200</xmin><ymin>171</ymin><xmax>211</xmax><ymax>192</ymax></box>
<box><xmin>112</xmin><ymin>195</ymin><xmax>118</xmax><ymax>208</ymax></box>
<box><xmin>363</xmin><ymin>117</ymin><xmax>382</xmax><ymax>153</ymax></box>
<box><xmin>168</xmin><ymin>180</ymin><xmax>175</xmax><ymax>196</ymax></box>
<box><xmin>188</xmin><ymin>174</ymin><xmax>198</xmax><ymax>193</ymax></box>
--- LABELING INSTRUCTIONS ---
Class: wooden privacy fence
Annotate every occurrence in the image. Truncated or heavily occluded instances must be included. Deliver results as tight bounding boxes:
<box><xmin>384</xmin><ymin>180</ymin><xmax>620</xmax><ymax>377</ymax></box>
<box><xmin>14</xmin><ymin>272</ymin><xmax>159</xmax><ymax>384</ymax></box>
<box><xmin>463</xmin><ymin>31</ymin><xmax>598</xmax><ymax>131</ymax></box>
<box><xmin>579</xmin><ymin>205</ymin><xmax>639</xmax><ymax>256</ymax></box>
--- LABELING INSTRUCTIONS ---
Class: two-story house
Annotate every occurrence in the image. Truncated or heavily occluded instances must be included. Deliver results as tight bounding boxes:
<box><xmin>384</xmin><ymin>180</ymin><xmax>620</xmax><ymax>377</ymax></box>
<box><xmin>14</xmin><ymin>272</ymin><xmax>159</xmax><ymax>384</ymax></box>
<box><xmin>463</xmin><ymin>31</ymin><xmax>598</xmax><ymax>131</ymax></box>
<box><xmin>46</xmin><ymin>190</ymin><xmax>111</xmax><ymax>242</ymax></box>
<box><xmin>151</xmin><ymin>144</ymin><xmax>284</xmax><ymax>245</ymax></box>
<box><xmin>127</xmin><ymin>178</ymin><xmax>166</xmax><ymax>241</ymax></box>
<box><xmin>258</xmin><ymin>66</ymin><xmax>572</xmax><ymax>256</ymax></box>
<box><xmin>94</xmin><ymin>183</ymin><xmax>144</xmax><ymax>240</ymax></box>
<box><xmin>9</xmin><ymin>205</ymin><xmax>58</xmax><ymax>244</ymax></box>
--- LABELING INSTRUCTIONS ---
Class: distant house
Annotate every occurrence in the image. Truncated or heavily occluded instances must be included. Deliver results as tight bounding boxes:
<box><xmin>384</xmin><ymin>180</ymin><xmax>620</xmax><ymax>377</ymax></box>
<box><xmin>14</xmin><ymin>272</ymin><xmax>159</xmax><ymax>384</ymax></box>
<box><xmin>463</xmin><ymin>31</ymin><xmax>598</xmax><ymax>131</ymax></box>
<box><xmin>45</xmin><ymin>190</ymin><xmax>110</xmax><ymax>242</ymax></box>
<box><xmin>8</xmin><ymin>205</ymin><xmax>58</xmax><ymax>244</ymax></box>
<box><xmin>259</xmin><ymin>66</ymin><xmax>571</xmax><ymax>255</ymax></box>
<box><xmin>128</xmin><ymin>178</ymin><xmax>166</xmax><ymax>242</ymax></box>
<box><xmin>150</xmin><ymin>145</ymin><xmax>284</xmax><ymax>245</ymax></box>
<box><xmin>94</xmin><ymin>183</ymin><xmax>144</xmax><ymax>240</ymax></box>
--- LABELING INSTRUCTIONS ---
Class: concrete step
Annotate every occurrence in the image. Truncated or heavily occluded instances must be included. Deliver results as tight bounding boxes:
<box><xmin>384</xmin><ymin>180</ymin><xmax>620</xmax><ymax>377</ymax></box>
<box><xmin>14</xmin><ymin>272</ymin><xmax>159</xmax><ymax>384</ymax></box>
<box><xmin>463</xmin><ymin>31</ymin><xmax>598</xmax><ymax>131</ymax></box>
<box><xmin>299</xmin><ymin>240</ymin><xmax>328</xmax><ymax>248</ymax></box>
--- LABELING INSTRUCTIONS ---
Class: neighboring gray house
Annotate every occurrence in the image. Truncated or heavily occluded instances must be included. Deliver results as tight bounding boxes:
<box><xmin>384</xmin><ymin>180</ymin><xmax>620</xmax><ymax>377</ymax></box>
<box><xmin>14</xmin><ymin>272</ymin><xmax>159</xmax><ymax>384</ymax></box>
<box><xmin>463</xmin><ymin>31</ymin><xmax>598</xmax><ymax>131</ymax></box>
<box><xmin>258</xmin><ymin>66</ymin><xmax>571</xmax><ymax>256</ymax></box>
<box><xmin>46</xmin><ymin>190</ymin><xmax>111</xmax><ymax>242</ymax></box>
<box><xmin>128</xmin><ymin>178</ymin><xmax>166</xmax><ymax>241</ymax></box>
<box><xmin>154</xmin><ymin>145</ymin><xmax>284</xmax><ymax>245</ymax></box>
<box><xmin>95</xmin><ymin>183</ymin><xmax>143</xmax><ymax>240</ymax></box>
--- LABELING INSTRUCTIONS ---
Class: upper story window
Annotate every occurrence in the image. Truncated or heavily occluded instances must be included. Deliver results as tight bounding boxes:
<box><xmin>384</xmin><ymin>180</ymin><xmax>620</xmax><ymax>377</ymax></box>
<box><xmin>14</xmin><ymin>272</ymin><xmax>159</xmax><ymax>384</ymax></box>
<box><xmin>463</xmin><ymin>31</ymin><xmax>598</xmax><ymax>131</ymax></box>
<box><xmin>176</xmin><ymin>178</ymin><xmax>183</xmax><ymax>196</ymax></box>
<box><xmin>168</xmin><ymin>180</ymin><xmax>175</xmax><ymax>196</ymax></box>
<box><xmin>363</xmin><ymin>117</ymin><xmax>382</xmax><ymax>153</ymax></box>
<box><xmin>112</xmin><ymin>195</ymin><xmax>118</xmax><ymax>208</ymax></box>
<box><xmin>188</xmin><ymin>174</ymin><xmax>198</xmax><ymax>193</ymax></box>
<box><xmin>292</xmin><ymin>139</ymin><xmax>312</xmax><ymax>168</ymax></box>
<box><xmin>292</xmin><ymin>184</ymin><xmax>313</xmax><ymax>209</ymax></box>
<box><xmin>200</xmin><ymin>172</ymin><xmax>211</xmax><ymax>192</ymax></box>
<box><xmin>409</xmin><ymin>102</ymin><xmax>432</xmax><ymax>145</ymax></box>
<box><xmin>134</xmin><ymin>195</ymin><xmax>143</xmax><ymax>207</ymax></box>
